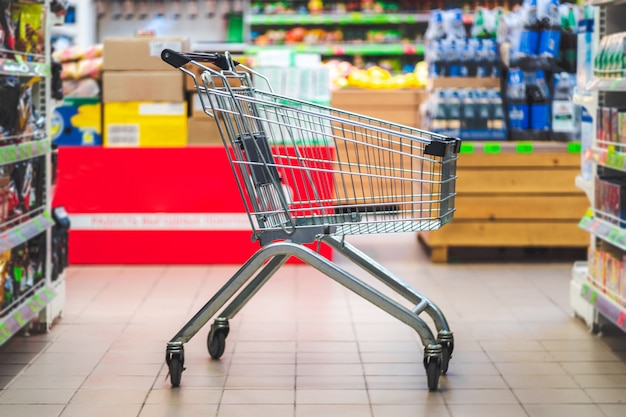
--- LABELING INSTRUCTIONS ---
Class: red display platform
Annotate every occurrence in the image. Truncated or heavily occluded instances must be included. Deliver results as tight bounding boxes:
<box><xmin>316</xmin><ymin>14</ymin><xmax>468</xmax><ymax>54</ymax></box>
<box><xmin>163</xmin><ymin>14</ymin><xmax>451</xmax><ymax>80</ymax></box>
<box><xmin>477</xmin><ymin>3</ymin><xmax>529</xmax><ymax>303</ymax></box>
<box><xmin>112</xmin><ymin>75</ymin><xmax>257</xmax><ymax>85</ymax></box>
<box><xmin>53</xmin><ymin>147</ymin><xmax>332</xmax><ymax>264</ymax></box>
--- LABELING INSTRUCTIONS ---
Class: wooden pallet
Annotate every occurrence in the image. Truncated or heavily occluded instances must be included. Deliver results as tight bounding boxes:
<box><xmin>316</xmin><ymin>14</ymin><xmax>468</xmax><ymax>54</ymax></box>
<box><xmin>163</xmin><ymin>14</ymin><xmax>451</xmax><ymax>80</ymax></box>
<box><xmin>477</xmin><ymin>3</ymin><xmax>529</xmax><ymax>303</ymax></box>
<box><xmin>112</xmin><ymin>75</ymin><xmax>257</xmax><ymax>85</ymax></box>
<box><xmin>418</xmin><ymin>145</ymin><xmax>590</xmax><ymax>263</ymax></box>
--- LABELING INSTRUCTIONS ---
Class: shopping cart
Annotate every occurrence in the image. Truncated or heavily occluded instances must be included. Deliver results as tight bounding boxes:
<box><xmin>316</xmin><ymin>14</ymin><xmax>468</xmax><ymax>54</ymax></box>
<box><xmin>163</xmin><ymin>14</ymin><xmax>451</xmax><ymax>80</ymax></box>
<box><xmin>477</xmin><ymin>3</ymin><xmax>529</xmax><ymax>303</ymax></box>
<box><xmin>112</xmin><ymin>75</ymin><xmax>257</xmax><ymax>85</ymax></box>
<box><xmin>161</xmin><ymin>49</ymin><xmax>461</xmax><ymax>391</ymax></box>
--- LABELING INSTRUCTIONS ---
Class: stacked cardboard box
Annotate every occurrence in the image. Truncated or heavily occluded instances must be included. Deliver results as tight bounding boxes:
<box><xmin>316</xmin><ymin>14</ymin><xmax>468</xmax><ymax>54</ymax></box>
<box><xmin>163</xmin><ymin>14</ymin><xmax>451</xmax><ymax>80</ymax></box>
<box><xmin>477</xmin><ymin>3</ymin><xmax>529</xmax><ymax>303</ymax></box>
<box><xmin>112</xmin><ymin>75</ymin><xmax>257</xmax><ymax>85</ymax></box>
<box><xmin>185</xmin><ymin>63</ymin><xmax>225</xmax><ymax>146</ymax></box>
<box><xmin>102</xmin><ymin>37</ymin><xmax>189</xmax><ymax>147</ymax></box>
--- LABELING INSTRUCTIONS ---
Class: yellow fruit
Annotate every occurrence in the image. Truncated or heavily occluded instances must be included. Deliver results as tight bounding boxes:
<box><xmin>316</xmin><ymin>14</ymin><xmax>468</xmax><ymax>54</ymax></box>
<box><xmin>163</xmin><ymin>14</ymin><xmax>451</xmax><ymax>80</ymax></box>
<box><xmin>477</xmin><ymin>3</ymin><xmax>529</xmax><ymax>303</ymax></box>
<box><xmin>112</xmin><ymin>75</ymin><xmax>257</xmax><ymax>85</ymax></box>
<box><xmin>366</xmin><ymin>66</ymin><xmax>391</xmax><ymax>80</ymax></box>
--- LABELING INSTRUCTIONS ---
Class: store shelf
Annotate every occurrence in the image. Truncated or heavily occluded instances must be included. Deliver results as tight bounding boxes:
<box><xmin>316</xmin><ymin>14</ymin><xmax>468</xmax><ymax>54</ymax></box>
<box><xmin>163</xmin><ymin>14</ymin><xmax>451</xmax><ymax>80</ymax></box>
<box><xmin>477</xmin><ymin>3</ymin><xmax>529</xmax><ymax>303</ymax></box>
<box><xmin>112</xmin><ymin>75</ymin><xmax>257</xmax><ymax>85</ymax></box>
<box><xmin>0</xmin><ymin>139</ymin><xmax>51</xmax><ymax>167</ymax></box>
<box><xmin>192</xmin><ymin>42</ymin><xmax>248</xmax><ymax>53</ymax></box>
<box><xmin>591</xmin><ymin>0</ymin><xmax>626</xmax><ymax>6</ymax></box>
<box><xmin>0</xmin><ymin>285</ymin><xmax>56</xmax><ymax>346</ymax></box>
<box><xmin>459</xmin><ymin>141</ymin><xmax>581</xmax><ymax>155</ymax></box>
<box><xmin>573</xmin><ymin>91</ymin><xmax>598</xmax><ymax>107</ymax></box>
<box><xmin>245</xmin><ymin>42</ymin><xmax>424</xmax><ymax>56</ymax></box>
<box><xmin>586</xmin><ymin>77</ymin><xmax>626</xmax><ymax>91</ymax></box>
<box><xmin>576</xmin><ymin>175</ymin><xmax>593</xmax><ymax>201</ymax></box>
<box><xmin>0</xmin><ymin>213</ymin><xmax>55</xmax><ymax>253</ymax></box>
<box><xmin>580</xmin><ymin>281</ymin><xmax>626</xmax><ymax>332</ymax></box>
<box><xmin>578</xmin><ymin>213</ymin><xmax>626</xmax><ymax>250</ymax></box>
<box><xmin>0</xmin><ymin>58</ymin><xmax>50</xmax><ymax>77</ymax></box>
<box><xmin>589</xmin><ymin>147</ymin><xmax>626</xmax><ymax>172</ymax></box>
<box><xmin>248</xmin><ymin>12</ymin><xmax>431</xmax><ymax>25</ymax></box>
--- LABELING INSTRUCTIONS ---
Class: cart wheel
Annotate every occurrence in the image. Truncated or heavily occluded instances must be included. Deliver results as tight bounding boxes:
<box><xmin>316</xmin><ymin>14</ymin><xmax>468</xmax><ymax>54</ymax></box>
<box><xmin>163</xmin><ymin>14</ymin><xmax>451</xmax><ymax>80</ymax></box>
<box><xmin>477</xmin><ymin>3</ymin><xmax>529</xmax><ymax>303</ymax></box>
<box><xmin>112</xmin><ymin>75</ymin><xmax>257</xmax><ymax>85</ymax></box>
<box><xmin>168</xmin><ymin>353</ymin><xmax>184</xmax><ymax>387</ymax></box>
<box><xmin>425</xmin><ymin>358</ymin><xmax>441</xmax><ymax>391</ymax></box>
<box><xmin>207</xmin><ymin>331</ymin><xmax>226</xmax><ymax>359</ymax></box>
<box><xmin>441</xmin><ymin>342</ymin><xmax>453</xmax><ymax>375</ymax></box>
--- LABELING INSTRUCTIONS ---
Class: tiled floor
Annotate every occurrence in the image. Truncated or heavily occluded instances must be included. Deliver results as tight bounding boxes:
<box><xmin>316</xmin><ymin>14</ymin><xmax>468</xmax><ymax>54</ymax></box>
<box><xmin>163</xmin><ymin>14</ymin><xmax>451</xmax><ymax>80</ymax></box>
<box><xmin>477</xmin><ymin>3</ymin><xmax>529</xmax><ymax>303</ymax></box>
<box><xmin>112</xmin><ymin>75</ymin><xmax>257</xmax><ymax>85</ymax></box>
<box><xmin>1</xmin><ymin>234</ymin><xmax>626</xmax><ymax>417</ymax></box>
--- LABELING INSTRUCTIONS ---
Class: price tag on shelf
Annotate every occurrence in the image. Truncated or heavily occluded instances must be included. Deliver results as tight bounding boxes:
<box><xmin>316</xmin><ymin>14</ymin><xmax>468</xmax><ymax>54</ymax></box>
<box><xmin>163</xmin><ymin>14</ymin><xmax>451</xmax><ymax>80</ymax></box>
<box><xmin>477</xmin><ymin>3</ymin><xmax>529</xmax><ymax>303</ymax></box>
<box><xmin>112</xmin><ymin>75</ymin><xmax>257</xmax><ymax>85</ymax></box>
<box><xmin>460</xmin><ymin>142</ymin><xmax>475</xmax><ymax>154</ymax></box>
<box><xmin>581</xmin><ymin>283</ymin><xmax>591</xmax><ymax>299</ymax></box>
<box><xmin>617</xmin><ymin>311</ymin><xmax>626</xmax><ymax>328</ymax></box>
<box><xmin>484</xmin><ymin>143</ymin><xmax>501</xmax><ymax>154</ymax></box>
<box><xmin>516</xmin><ymin>142</ymin><xmax>534</xmax><ymax>154</ymax></box>
<box><xmin>590</xmin><ymin>290</ymin><xmax>599</xmax><ymax>305</ymax></box>
<box><xmin>0</xmin><ymin>323</ymin><xmax>10</xmax><ymax>345</ymax></box>
<box><xmin>607</xmin><ymin>228</ymin><xmax>620</xmax><ymax>243</ymax></box>
<box><xmin>610</xmin><ymin>78</ymin><xmax>623</xmax><ymax>91</ymax></box>
<box><xmin>567</xmin><ymin>142</ymin><xmax>582</xmax><ymax>154</ymax></box>
<box><xmin>13</xmin><ymin>311</ymin><xmax>26</xmax><ymax>327</ymax></box>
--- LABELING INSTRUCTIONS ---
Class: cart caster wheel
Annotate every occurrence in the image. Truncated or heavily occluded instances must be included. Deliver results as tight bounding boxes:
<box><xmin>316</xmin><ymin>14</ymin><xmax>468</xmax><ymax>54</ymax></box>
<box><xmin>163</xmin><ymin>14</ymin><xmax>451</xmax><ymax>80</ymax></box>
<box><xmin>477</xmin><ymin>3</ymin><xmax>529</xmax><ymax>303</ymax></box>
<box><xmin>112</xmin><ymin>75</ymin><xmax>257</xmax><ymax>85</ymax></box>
<box><xmin>440</xmin><ymin>342</ymin><xmax>453</xmax><ymax>375</ymax></box>
<box><xmin>425</xmin><ymin>357</ymin><xmax>441</xmax><ymax>391</ymax></box>
<box><xmin>207</xmin><ymin>330</ymin><xmax>226</xmax><ymax>359</ymax></box>
<box><xmin>166</xmin><ymin>352</ymin><xmax>185</xmax><ymax>387</ymax></box>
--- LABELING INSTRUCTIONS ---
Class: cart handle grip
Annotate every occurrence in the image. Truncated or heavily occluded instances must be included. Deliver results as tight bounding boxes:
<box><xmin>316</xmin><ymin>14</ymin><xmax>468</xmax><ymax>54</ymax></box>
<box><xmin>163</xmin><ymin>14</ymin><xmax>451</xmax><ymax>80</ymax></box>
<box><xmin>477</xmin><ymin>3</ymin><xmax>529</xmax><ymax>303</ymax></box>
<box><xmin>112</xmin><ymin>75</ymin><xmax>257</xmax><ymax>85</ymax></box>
<box><xmin>161</xmin><ymin>49</ymin><xmax>240</xmax><ymax>70</ymax></box>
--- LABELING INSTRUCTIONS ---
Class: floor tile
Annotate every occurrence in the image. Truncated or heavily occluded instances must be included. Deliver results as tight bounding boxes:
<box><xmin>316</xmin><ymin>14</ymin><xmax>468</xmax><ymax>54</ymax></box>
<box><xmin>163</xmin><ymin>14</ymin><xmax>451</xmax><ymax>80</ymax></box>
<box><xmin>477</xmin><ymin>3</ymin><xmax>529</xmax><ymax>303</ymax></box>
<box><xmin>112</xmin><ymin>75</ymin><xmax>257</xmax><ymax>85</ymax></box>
<box><xmin>573</xmin><ymin>374</ymin><xmax>626</xmax><ymax>388</ymax></box>
<box><xmin>447</xmin><ymin>404</ymin><xmax>528</xmax><ymax>417</ymax></box>
<box><xmin>139</xmin><ymin>403</ymin><xmax>219</xmax><ymax>417</ymax></box>
<box><xmin>368</xmin><ymin>389</ymin><xmax>444</xmax><ymax>405</ymax></box>
<box><xmin>0</xmin><ymin>389</ymin><xmax>75</xmax><ymax>404</ymax></box>
<box><xmin>372</xmin><ymin>404</ymin><xmax>450</xmax><ymax>417</ymax></box>
<box><xmin>599</xmin><ymin>404</ymin><xmax>626</xmax><ymax>417</ymax></box>
<box><xmin>524</xmin><ymin>404</ymin><xmax>605</xmax><ymax>417</ymax></box>
<box><xmin>296</xmin><ymin>404</ymin><xmax>370</xmax><ymax>417</ymax></box>
<box><xmin>296</xmin><ymin>389</ymin><xmax>369</xmax><ymax>404</ymax></box>
<box><xmin>441</xmin><ymin>389</ymin><xmax>519</xmax><ymax>405</ymax></box>
<box><xmin>7</xmin><ymin>375</ymin><xmax>85</xmax><ymax>390</ymax></box>
<box><xmin>145</xmin><ymin>388</ymin><xmax>222</xmax><ymax>404</ymax></box>
<box><xmin>584</xmin><ymin>388</ymin><xmax>626</xmax><ymax>403</ymax></box>
<box><xmin>60</xmin><ymin>404</ymin><xmax>142</xmax><ymax>417</ymax></box>
<box><xmin>296</xmin><ymin>375</ymin><xmax>365</xmax><ymax>389</ymax></box>
<box><xmin>218</xmin><ymin>404</ymin><xmax>294</xmax><ymax>417</ymax></box>
<box><xmin>513</xmin><ymin>388</ymin><xmax>592</xmax><ymax>404</ymax></box>
<box><xmin>69</xmin><ymin>389</ymin><xmax>149</xmax><ymax>404</ymax></box>
<box><xmin>503</xmin><ymin>374</ymin><xmax>579</xmax><ymax>389</ymax></box>
<box><xmin>0</xmin><ymin>404</ymin><xmax>64</xmax><ymax>417</ymax></box>
<box><xmin>226</xmin><ymin>376</ymin><xmax>295</xmax><ymax>389</ymax></box>
<box><xmin>221</xmin><ymin>389</ymin><xmax>294</xmax><ymax>404</ymax></box>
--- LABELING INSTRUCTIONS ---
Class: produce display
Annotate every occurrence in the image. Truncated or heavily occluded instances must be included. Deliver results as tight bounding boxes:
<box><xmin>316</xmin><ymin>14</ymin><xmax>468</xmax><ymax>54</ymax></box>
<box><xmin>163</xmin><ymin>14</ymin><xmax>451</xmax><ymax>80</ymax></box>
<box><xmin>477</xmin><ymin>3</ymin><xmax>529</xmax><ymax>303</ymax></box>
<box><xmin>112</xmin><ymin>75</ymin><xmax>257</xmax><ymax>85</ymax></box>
<box><xmin>325</xmin><ymin>59</ymin><xmax>427</xmax><ymax>89</ymax></box>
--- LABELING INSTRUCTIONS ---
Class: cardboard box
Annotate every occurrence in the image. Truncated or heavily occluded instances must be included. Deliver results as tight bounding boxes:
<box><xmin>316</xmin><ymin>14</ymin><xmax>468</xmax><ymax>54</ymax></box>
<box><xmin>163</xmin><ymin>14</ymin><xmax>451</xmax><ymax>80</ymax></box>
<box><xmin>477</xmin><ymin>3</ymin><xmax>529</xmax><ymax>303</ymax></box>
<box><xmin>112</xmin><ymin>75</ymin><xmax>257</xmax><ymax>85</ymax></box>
<box><xmin>427</xmin><ymin>77</ymin><xmax>501</xmax><ymax>90</ymax></box>
<box><xmin>332</xmin><ymin>89</ymin><xmax>425</xmax><ymax>107</ymax></box>
<box><xmin>103</xmin><ymin>37</ymin><xmax>190</xmax><ymax>71</ymax></box>
<box><xmin>187</xmin><ymin>117</ymin><xmax>222</xmax><ymax>145</ymax></box>
<box><xmin>51</xmin><ymin>98</ymin><xmax>102</xmax><ymax>146</ymax></box>
<box><xmin>104</xmin><ymin>101</ymin><xmax>187</xmax><ymax>147</ymax></box>
<box><xmin>103</xmin><ymin>71</ymin><xmax>183</xmax><ymax>103</ymax></box>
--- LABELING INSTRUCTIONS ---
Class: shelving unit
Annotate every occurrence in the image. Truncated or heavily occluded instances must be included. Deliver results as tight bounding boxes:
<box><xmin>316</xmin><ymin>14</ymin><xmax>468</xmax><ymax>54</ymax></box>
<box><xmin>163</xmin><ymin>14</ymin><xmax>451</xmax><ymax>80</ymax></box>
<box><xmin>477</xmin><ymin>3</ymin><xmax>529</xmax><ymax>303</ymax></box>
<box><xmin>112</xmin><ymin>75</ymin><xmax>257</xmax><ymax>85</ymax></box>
<box><xmin>0</xmin><ymin>0</ymin><xmax>64</xmax><ymax>346</ymax></box>
<box><xmin>571</xmin><ymin>1</ymin><xmax>626</xmax><ymax>334</ymax></box>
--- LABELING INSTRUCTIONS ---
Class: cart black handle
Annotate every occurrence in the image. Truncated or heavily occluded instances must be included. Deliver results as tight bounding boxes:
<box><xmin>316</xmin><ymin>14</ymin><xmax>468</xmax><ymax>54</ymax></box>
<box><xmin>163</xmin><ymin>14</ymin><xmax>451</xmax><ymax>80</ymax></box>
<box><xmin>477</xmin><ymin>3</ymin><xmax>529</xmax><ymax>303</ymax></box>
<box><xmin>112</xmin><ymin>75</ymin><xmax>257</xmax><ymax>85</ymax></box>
<box><xmin>161</xmin><ymin>49</ymin><xmax>240</xmax><ymax>70</ymax></box>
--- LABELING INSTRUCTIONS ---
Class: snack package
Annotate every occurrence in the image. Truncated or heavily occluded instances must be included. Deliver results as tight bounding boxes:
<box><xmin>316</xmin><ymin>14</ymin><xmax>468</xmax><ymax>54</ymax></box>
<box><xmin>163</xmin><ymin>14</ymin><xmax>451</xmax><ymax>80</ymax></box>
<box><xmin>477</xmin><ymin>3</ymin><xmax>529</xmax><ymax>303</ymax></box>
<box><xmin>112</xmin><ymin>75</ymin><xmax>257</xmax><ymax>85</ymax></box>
<box><xmin>76</xmin><ymin>57</ymin><xmax>103</xmax><ymax>80</ymax></box>
<box><xmin>61</xmin><ymin>62</ymin><xmax>78</xmax><ymax>80</ymax></box>
<box><xmin>0</xmin><ymin>0</ymin><xmax>16</xmax><ymax>59</ymax></box>
<box><xmin>12</xmin><ymin>2</ymin><xmax>44</xmax><ymax>62</ymax></box>
<box><xmin>0</xmin><ymin>75</ymin><xmax>38</xmax><ymax>141</ymax></box>
<box><xmin>0</xmin><ymin>250</ymin><xmax>10</xmax><ymax>309</ymax></box>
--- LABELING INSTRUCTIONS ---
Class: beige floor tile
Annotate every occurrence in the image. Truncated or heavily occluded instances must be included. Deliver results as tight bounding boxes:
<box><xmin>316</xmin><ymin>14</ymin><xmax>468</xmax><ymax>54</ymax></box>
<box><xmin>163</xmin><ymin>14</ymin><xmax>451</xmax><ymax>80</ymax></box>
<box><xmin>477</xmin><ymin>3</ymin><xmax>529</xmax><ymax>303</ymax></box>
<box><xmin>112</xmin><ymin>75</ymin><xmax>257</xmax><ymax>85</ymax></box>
<box><xmin>359</xmin><ymin>351</ymin><xmax>421</xmax><ymax>364</ymax></box>
<box><xmin>227</xmin><ymin>363</ymin><xmax>295</xmax><ymax>377</ymax></box>
<box><xmin>145</xmin><ymin>388</ymin><xmax>222</xmax><ymax>404</ymax></box>
<box><xmin>447</xmin><ymin>404</ymin><xmax>528</xmax><ymax>417</ymax></box>
<box><xmin>233</xmin><ymin>341</ymin><xmax>296</xmax><ymax>353</ymax></box>
<box><xmin>296</xmin><ymin>375</ymin><xmax>365</xmax><ymax>389</ymax></box>
<box><xmin>495</xmin><ymin>362</ymin><xmax>567</xmax><ymax>376</ymax></box>
<box><xmin>438</xmin><ymin>375</ymin><xmax>509</xmax><ymax>390</ymax></box>
<box><xmin>60</xmin><ymin>404</ymin><xmax>142</xmax><ymax>417</ymax></box>
<box><xmin>573</xmin><ymin>374</ymin><xmax>626</xmax><ymax>388</ymax></box>
<box><xmin>487</xmin><ymin>351</ymin><xmax>554</xmax><ymax>363</ymax></box>
<box><xmin>362</xmin><ymin>363</ymin><xmax>422</xmax><ymax>376</ymax></box>
<box><xmin>295</xmin><ymin>404</ymin><xmax>370</xmax><ymax>417</ymax></box>
<box><xmin>445</xmin><ymin>362</ymin><xmax>501</xmax><ymax>376</ymax></box>
<box><xmin>139</xmin><ymin>403</ymin><xmax>219</xmax><ymax>417</ymax></box>
<box><xmin>80</xmin><ymin>375</ymin><xmax>157</xmax><ymax>390</ymax></box>
<box><xmin>480</xmin><ymin>340</ymin><xmax>546</xmax><ymax>352</ymax></box>
<box><xmin>560</xmin><ymin>361</ymin><xmax>626</xmax><ymax>375</ymax></box>
<box><xmin>372</xmin><ymin>404</ymin><xmax>450</xmax><ymax>417</ymax></box>
<box><xmin>152</xmin><ymin>375</ymin><xmax>226</xmax><ymax>389</ymax></box>
<box><xmin>584</xmin><ymin>388</ymin><xmax>626</xmax><ymax>403</ymax></box>
<box><xmin>599</xmin><ymin>404</ymin><xmax>626</xmax><ymax>417</ymax></box>
<box><xmin>230</xmin><ymin>351</ymin><xmax>296</xmax><ymax>364</ymax></box>
<box><xmin>0</xmin><ymin>388</ymin><xmax>75</xmax><ymax>404</ymax></box>
<box><xmin>8</xmin><ymin>375</ymin><xmax>85</xmax><ymax>390</ymax></box>
<box><xmin>503</xmin><ymin>374</ymin><xmax>579</xmax><ymax>389</ymax></box>
<box><xmin>219</xmin><ymin>404</ymin><xmax>295</xmax><ymax>417</ymax></box>
<box><xmin>550</xmin><ymin>349</ymin><xmax>623</xmax><ymax>362</ymax></box>
<box><xmin>524</xmin><ymin>404</ymin><xmax>605</xmax><ymax>417</ymax></box>
<box><xmin>296</xmin><ymin>389</ymin><xmax>369</xmax><ymax>404</ymax></box>
<box><xmin>226</xmin><ymin>376</ymin><xmax>295</xmax><ymax>389</ymax></box>
<box><xmin>296</xmin><ymin>351</ymin><xmax>361</xmax><ymax>364</ymax></box>
<box><xmin>513</xmin><ymin>388</ymin><xmax>592</xmax><ymax>404</ymax></box>
<box><xmin>540</xmin><ymin>339</ymin><xmax>612</xmax><ymax>351</ymax></box>
<box><xmin>0</xmin><ymin>404</ymin><xmax>64</xmax><ymax>417</ymax></box>
<box><xmin>295</xmin><ymin>341</ymin><xmax>358</xmax><ymax>353</ymax></box>
<box><xmin>297</xmin><ymin>363</ymin><xmax>363</xmax><ymax>376</ymax></box>
<box><xmin>368</xmin><ymin>389</ymin><xmax>444</xmax><ymax>405</ymax></box>
<box><xmin>365</xmin><ymin>375</ymin><xmax>424</xmax><ymax>390</ymax></box>
<box><xmin>441</xmin><ymin>389</ymin><xmax>519</xmax><ymax>405</ymax></box>
<box><xmin>221</xmin><ymin>389</ymin><xmax>295</xmax><ymax>404</ymax></box>
<box><xmin>69</xmin><ymin>389</ymin><xmax>149</xmax><ymax>404</ymax></box>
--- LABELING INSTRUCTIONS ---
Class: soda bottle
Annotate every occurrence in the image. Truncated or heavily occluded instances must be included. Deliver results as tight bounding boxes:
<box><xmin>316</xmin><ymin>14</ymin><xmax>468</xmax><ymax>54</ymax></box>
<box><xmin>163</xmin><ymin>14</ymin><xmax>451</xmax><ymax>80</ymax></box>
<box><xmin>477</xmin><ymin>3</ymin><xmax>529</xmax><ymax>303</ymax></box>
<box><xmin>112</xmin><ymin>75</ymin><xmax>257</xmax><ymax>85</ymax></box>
<box><xmin>488</xmin><ymin>88</ymin><xmax>505</xmax><ymax>134</ymax></box>
<box><xmin>528</xmin><ymin>70</ymin><xmax>551</xmax><ymax>131</ymax></box>
<box><xmin>446</xmin><ymin>88</ymin><xmax>462</xmax><ymax>134</ymax></box>
<box><xmin>461</xmin><ymin>88</ymin><xmax>476</xmax><ymax>131</ymax></box>
<box><xmin>475</xmin><ymin>40</ymin><xmax>489</xmax><ymax>78</ymax></box>
<box><xmin>507</xmin><ymin>68</ymin><xmax>529</xmax><ymax>131</ymax></box>
<box><xmin>476</xmin><ymin>88</ymin><xmax>490</xmax><ymax>131</ymax></box>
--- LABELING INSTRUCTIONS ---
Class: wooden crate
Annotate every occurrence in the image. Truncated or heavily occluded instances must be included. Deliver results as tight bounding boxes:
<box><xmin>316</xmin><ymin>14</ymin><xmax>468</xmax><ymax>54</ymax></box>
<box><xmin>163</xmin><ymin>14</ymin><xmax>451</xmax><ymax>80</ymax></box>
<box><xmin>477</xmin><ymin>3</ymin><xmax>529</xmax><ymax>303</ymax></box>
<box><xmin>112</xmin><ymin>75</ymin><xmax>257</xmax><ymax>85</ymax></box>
<box><xmin>418</xmin><ymin>148</ymin><xmax>589</xmax><ymax>262</ymax></box>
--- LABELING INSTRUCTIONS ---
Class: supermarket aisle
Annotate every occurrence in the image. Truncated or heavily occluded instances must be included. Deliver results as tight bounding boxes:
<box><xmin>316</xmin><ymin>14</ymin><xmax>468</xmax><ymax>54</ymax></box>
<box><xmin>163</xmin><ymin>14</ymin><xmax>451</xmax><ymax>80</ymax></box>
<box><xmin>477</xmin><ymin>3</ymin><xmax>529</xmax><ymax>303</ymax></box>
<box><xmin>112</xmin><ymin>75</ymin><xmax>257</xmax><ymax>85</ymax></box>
<box><xmin>1</xmin><ymin>234</ymin><xmax>626</xmax><ymax>417</ymax></box>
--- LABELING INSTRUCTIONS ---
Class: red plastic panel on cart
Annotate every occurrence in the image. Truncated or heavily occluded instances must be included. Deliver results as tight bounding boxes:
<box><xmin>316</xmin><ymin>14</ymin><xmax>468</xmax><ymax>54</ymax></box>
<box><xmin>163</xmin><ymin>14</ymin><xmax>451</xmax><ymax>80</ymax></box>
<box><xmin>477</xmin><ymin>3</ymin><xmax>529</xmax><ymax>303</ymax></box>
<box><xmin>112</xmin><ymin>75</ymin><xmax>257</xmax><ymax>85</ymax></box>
<box><xmin>53</xmin><ymin>146</ymin><xmax>333</xmax><ymax>264</ymax></box>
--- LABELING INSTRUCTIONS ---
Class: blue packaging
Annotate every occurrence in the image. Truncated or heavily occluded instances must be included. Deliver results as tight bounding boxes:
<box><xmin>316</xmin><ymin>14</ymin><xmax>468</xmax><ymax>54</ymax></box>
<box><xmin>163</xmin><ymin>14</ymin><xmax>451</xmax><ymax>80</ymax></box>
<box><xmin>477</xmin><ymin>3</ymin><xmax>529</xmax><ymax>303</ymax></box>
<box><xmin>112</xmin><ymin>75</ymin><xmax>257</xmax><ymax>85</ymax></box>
<box><xmin>531</xmin><ymin>104</ymin><xmax>550</xmax><ymax>130</ymax></box>
<box><xmin>518</xmin><ymin>30</ymin><xmax>539</xmax><ymax>56</ymax></box>
<box><xmin>509</xmin><ymin>104</ymin><xmax>530</xmax><ymax>130</ymax></box>
<box><xmin>539</xmin><ymin>30</ymin><xmax>561</xmax><ymax>58</ymax></box>
<box><xmin>51</xmin><ymin>98</ymin><xmax>102</xmax><ymax>146</ymax></box>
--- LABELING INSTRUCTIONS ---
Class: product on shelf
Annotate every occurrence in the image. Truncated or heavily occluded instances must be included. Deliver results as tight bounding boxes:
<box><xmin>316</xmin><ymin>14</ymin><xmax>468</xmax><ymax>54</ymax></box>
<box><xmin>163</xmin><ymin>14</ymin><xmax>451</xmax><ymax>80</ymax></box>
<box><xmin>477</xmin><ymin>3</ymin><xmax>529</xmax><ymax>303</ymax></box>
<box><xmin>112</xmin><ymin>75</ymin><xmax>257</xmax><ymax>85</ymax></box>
<box><xmin>0</xmin><ymin>0</ymin><xmax>16</xmax><ymax>59</ymax></box>
<box><xmin>595</xmin><ymin>105</ymin><xmax>626</xmax><ymax>148</ymax></box>
<box><xmin>594</xmin><ymin>31</ymin><xmax>626</xmax><ymax>79</ymax></box>
<box><xmin>0</xmin><ymin>250</ymin><xmax>10</xmax><ymax>309</ymax></box>
<box><xmin>588</xmin><ymin>245</ymin><xmax>626</xmax><ymax>308</ymax></box>
<box><xmin>11</xmin><ymin>2</ymin><xmax>44</xmax><ymax>61</ymax></box>
<box><xmin>424</xmin><ymin>86</ymin><xmax>506</xmax><ymax>140</ymax></box>
<box><xmin>0</xmin><ymin>75</ymin><xmax>40</xmax><ymax>143</ymax></box>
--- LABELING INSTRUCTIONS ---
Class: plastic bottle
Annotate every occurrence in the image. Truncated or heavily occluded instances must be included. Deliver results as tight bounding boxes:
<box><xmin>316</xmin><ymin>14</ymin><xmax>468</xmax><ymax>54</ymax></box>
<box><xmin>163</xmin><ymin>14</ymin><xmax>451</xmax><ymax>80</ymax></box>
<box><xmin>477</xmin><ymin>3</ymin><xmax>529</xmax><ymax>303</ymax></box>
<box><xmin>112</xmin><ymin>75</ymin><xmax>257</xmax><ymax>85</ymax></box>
<box><xmin>538</xmin><ymin>0</ymin><xmax>561</xmax><ymax>60</ymax></box>
<box><xmin>488</xmin><ymin>88</ymin><xmax>506</xmax><ymax>137</ymax></box>
<box><xmin>577</xmin><ymin>8</ymin><xmax>594</xmax><ymax>88</ymax></box>
<box><xmin>580</xmin><ymin>107</ymin><xmax>593</xmax><ymax>181</ymax></box>
<box><xmin>551</xmin><ymin>72</ymin><xmax>578</xmax><ymax>141</ymax></box>
<box><xmin>475</xmin><ymin>41</ymin><xmax>489</xmax><ymax>78</ymax></box>
<box><xmin>507</xmin><ymin>68</ymin><xmax>529</xmax><ymax>131</ymax></box>
<box><xmin>461</xmin><ymin>88</ymin><xmax>476</xmax><ymax>131</ymax></box>
<box><xmin>476</xmin><ymin>88</ymin><xmax>490</xmax><ymax>131</ymax></box>
<box><xmin>517</xmin><ymin>0</ymin><xmax>540</xmax><ymax>57</ymax></box>
<box><xmin>528</xmin><ymin>69</ymin><xmax>551</xmax><ymax>131</ymax></box>
<box><xmin>446</xmin><ymin>88</ymin><xmax>462</xmax><ymax>134</ymax></box>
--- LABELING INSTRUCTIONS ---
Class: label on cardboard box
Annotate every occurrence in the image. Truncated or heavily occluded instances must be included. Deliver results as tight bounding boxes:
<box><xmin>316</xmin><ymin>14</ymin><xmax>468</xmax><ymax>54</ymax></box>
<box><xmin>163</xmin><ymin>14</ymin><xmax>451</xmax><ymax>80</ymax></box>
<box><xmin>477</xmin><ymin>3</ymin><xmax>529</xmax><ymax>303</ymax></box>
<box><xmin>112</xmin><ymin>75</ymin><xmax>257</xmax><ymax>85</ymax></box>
<box><xmin>107</xmin><ymin>124</ymin><xmax>140</xmax><ymax>147</ymax></box>
<box><xmin>149</xmin><ymin>40</ymin><xmax>183</xmax><ymax>57</ymax></box>
<box><xmin>139</xmin><ymin>102</ymin><xmax>185</xmax><ymax>116</ymax></box>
